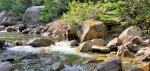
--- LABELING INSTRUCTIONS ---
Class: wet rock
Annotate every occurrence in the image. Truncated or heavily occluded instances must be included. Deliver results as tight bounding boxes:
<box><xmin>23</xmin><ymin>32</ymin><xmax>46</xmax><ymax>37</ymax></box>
<box><xmin>70</xmin><ymin>40</ymin><xmax>79</xmax><ymax>46</ymax></box>
<box><xmin>18</xmin><ymin>24</ymin><xmax>28</xmax><ymax>32</ymax></box>
<box><xmin>6</xmin><ymin>26</ymin><xmax>17</xmax><ymax>32</ymax></box>
<box><xmin>34</xmin><ymin>27</ymin><xmax>42</xmax><ymax>34</ymax></box>
<box><xmin>78</xmin><ymin>40</ymin><xmax>92</xmax><ymax>52</ymax></box>
<box><xmin>0</xmin><ymin>26</ymin><xmax>5</xmax><ymax>31</ymax></box>
<box><xmin>49</xmin><ymin>62</ymin><xmax>64</xmax><ymax>71</ymax></box>
<box><xmin>117</xmin><ymin>45</ymin><xmax>135</xmax><ymax>57</ymax></box>
<box><xmin>1</xmin><ymin>17</ymin><xmax>18</xmax><ymax>27</ymax></box>
<box><xmin>28</xmin><ymin>38</ymin><xmax>55</xmax><ymax>47</ymax></box>
<box><xmin>137</xmin><ymin>55</ymin><xmax>148</xmax><ymax>62</ymax></box>
<box><xmin>85</xmin><ymin>60</ymin><xmax>104</xmax><ymax>63</ymax></box>
<box><xmin>78</xmin><ymin>39</ymin><xmax>105</xmax><ymax>52</ymax></box>
<box><xmin>0</xmin><ymin>39</ymin><xmax>5</xmax><ymax>49</ymax></box>
<box><xmin>0</xmin><ymin>54</ymin><xmax>5</xmax><ymax>62</ymax></box>
<box><xmin>94</xmin><ymin>56</ymin><xmax>124</xmax><ymax>71</ymax></box>
<box><xmin>77</xmin><ymin>20</ymin><xmax>107</xmax><ymax>42</ymax></box>
<box><xmin>0</xmin><ymin>11</ymin><xmax>9</xmax><ymax>24</ymax></box>
<box><xmin>23</xmin><ymin>6</ymin><xmax>45</xmax><ymax>27</ymax></box>
<box><xmin>42</xmin><ymin>32</ymin><xmax>50</xmax><ymax>37</ymax></box>
<box><xmin>130</xmin><ymin>36</ymin><xmax>143</xmax><ymax>45</ymax></box>
<box><xmin>0</xmin><ymin>62</ymin><xmax>12</xmax><ymax>71</ymax></box>
<box><xmin>15</xmin><ymin>42</ymin><xmax>27</xmax><ymax>46</ymax></box>
<box><xmin>106</xmin><ymin>37</ymin><xmax>122</xmax><ymax>49</ymax></box>
<box><xmin>92</xmin><ymin>45</ymin><xmax>110</xmax><ymax>52</ymax></box>
<box><xmin>22</xmin><ymin>28</ymin><xmax>33</xmax><ymax>34</ymax></box>
<box><xmin>119</xmin><ymin>26</ymin><xmax>142</xmax><ymax>44</ymax></box>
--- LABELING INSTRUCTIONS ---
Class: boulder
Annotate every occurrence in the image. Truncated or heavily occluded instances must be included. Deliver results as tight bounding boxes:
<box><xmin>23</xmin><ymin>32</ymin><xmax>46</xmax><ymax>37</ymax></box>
<box><xmin>23</xmin><ymin>6</ymin><xmax>45</xmax><ymax>27</ymax></box>
<box><xmin>94</xmin><ymin>56</ymin><xmax>124</xmax><ymax>71</ymax></box>
<box><xmin>18</xmin><ymin>24</ymin><xmax>28</xmax><ymax>32</ymax></box>
<box><xmin>117</xmin><ymin>45</ymin><xmax>135</xmax><ymax>57</ymax></box>
<box><xmin>130</xmin><ymin>36</ymin><xmax>143</xmax><ymax>45</ymax></box>
<box><xmin>0</xmin><ymin>11</ymin><xmax>9</xmax><ymax>24</ymax></box>
<box><xmin>28</xmin><ymin>38</ymin><xmax>55</xmax><ymax>47</ymax></box>
<box><xmin>22</xmin><ymin>28</ymin><xmax>33</xmax><ymax>34</ymax></box>
<box><xmin>77</xmin><ymin>20</ymin><xmax>107</xmax><ymax>42</ymax></box>
<box><xmin>106</xmin><ymin>37</ymin><xmax>122</xmax><ymax>49</ymax></box>
<box><xmin>78</xmin><ymin>39</ymin><xmax>105</xmax><ymax>52</ymax></box>
<box><xmin>15</xmin><ymin>42</ymin><xmax>27</xmax><ymax>46</ymax></box>
<box><xmin>0</xmin><ymin>26</ymin><xmax>5</xmax><ymax>31</ymax></box>
<box><xmin>6</xmin><ymin>26</ymin><xmax>17</xmax><ymax>32</ymax></box>
<box><xmin>119</xmin><ymin>26</ymin><xmax>142</xmax><ymax>44</ymax></box>
<box><xmin>142</xmin><ymin>39</ymin><xmax>150</xmax><ymax>46</ymax></box>
<box><xmin>92</xmin><ymin>45</ymin><xmax>110</xmax><ymax>52</ymax></box>
<box><xmin>0</xmin><ymin>39</ymin><xmax>5</xmax><ymax>48</ymax></box>
<box><xmin>1</xmin><ymin>17</ymin><xmax>18</xmax><ymax>27</ymax></box>
<box><xmin>69</xmin><ymin>40</ymin><xmax>79</xmax><ymax>46</ymax></box>
<box><xmin>78</xmin><ymin>40</ymin><xmax>92</xmax><ymax>52</ymax></box>
<box><xmin>0</xmin><ymin>62</ymin><xmax>12</xmax><ymax>71</ymax></box>
<box><xmin>141</xmin><ymin>63</ymin><xmax>150</xmax><ymax>71</ymax></box>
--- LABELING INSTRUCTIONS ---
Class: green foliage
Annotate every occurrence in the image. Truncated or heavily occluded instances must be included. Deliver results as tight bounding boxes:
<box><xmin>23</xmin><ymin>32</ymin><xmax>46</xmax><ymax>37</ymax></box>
<box><xmin>62</xmin><ymin>1</ymin><xmax>101</xmax><ymax>25</ymax></box>
<box><xmin>40</xmin><ymin>0</ymin><xmax>70</xmax><ymax>22</ymax></box>
<box><xmin>62</xmin><ymin>0</ymin><xmax>150</xmax><ymax>26</ymax></box>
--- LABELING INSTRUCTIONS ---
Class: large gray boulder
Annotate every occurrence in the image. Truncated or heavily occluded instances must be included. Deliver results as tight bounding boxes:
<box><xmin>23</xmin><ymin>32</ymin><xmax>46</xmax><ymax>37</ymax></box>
<box><xmin>0</xmin><ymin>62</ymin><xmax>12</xmax><ymax>71</ymax></box>
<box><xmin>23</xmin><ymin>6</ymin><xmax>45</xmax><ymax>27</ymax></box>
<box><xmin>0</xmin><ymin>11</ymin><xmax>9</xmax><ymax>24</ymax></box>
<box><xmin>28</xmin><ymin>38</ymin><xmax>55</xmax><ymax>47</ymax></box>
<box><xmin>94</xmin><ymin>56</ymin><xmax>124</xmax><ymax>71</ymax></box>
<box><xmin>77</xmin><ymin>20</ymin><xmax>107</xmax><ymax>42</ymax></box>
<box><xmin>1</xmin><ymin>17</ymin><xmax>18</xmax><ymax>27</ymax></box>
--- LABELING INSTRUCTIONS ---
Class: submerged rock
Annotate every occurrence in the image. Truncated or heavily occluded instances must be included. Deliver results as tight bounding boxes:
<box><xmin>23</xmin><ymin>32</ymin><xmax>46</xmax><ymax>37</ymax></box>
<box><xmin>23</xmin><ymin>6</ymin><xmax>45</xmax><ymax>27</ymax></box>
<box><xmin>77</xmin><ymin>20</ymin><xmax>107</xmax><ymax>42</ymax></box>
<box><xmin>119</xmin><ymin>26</ymin><xmax>142</xmax><ymax>44</ymax></box>
<box><xmin>94</xmin><ymin>56</ymin><xmax>124</xmax><ymax>71</ymax></box>
<box><xmin>0</xmin><ymin>62</ymin><xmax>12</xmax><ymax>71</ymax></box>
<box><xmin>49</xmin><ymin>62</ymin><xmax>64</xmax><ymax>71</ymax></box>
<box><xmin>28</xmin><ymin>38</ymin><xmax>55</xmax><ymax>47</ymax></box>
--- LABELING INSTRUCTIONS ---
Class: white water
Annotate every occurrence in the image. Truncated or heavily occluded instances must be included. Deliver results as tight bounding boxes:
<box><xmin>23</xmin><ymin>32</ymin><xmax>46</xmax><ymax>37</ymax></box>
<box><xmin>6</xmin><ymin>41</ymin><xmax>92</xmax><ymax>58</ymax></box>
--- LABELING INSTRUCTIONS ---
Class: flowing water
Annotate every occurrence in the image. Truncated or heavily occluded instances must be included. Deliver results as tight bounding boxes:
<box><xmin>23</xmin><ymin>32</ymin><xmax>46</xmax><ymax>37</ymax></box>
<box><xmin>0</xmin><ymin>32</ymin><xmax>147</xmax><ymax>71</ymax></box>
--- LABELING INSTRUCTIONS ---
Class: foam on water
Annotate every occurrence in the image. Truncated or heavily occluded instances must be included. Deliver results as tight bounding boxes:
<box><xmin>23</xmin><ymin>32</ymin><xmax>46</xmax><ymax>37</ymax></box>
<box><xmin>6</xmin><ymin>41</ymin><xmax>92</xmax><ymax>58</ymax></box>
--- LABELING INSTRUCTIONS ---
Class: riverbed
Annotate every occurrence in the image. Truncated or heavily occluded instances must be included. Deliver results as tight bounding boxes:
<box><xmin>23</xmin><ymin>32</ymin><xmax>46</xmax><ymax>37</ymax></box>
<box><xmin>0</xmin><ymin>32</ymin><xmax>147</xmax><ymax>71</ymax></box>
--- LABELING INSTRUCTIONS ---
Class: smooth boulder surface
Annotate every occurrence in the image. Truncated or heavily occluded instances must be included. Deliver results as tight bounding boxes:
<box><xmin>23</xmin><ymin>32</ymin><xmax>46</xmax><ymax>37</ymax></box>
<box><xmin>0</xmin><ymin>11</ymin><xmax>9</xmax><ymax>24</ymax></box>
<box><xmin>77</xmin><ymin>20</ymin><xmax>107</xmax><ymax>42</ymax></box>
<box><xmin>78</xmin><ymin>39</ymin><xmax>105</xmax><ymax>52</ymax></box>
<box><xmin>106</xmin><ymin>37</ymin><xmax>122</xmax><ymax>49</ymax></box>
<box><xmin>1</xmin><ymin>17</ymin><xmax>18</xmax><ymax>27</ymax></box>
<box><xmin>92</xmin><ymin>45</ymin><xmax>110</xmax><ymax>52</ymax></box>
<box><xmin>119</xmin><ymin>26</ymin><xmax>142</xmax><ymax>44</ymax></box>
<box><xmin>23</xmin><ymin>6</ymin><xmax>45</xmax><ymax>27</ymax></box>
<box><xmin>94</xmin><ymin>56</ymin><xmax>124</xmax><ymax>71</ymax></box>
<box><xmin>28</xmin><ymin>38</ymin><xmax>55</xmax><ymax>47</ymax></box>
<box><xmin>0</xmin><ymin>62</ymin><xmax>12</xmax><ymax>71</ymax></box>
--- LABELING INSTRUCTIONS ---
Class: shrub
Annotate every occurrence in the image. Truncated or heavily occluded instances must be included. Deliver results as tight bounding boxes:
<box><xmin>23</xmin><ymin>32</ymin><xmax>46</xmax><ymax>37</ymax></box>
<box><xmin>40</xmin><ymin>0</ymin><xmax>70</xmax><ymax>22</ymax></box>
